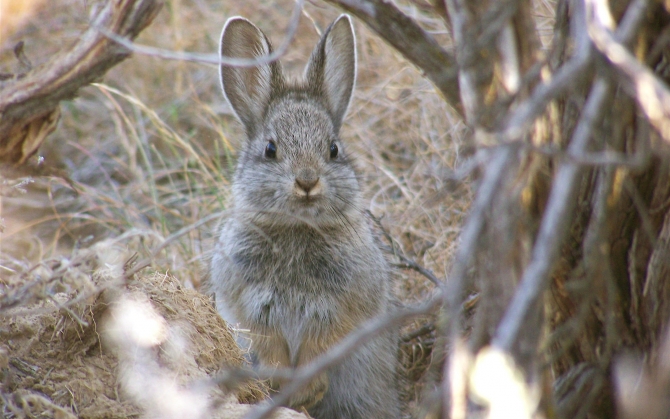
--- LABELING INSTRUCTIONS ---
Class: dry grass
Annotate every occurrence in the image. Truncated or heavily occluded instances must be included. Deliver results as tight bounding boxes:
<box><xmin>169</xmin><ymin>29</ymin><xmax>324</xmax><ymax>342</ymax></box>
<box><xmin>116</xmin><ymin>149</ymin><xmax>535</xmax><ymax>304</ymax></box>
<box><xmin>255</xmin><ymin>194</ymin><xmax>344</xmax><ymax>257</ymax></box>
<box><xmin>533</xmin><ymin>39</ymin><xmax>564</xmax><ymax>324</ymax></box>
<box><xmin>0</xmin><ymin>0</ymin><xmax>467</xmax><ymax>284</ymax></box>
<box><xmin>0</xmin><ymin>0</ymin><xmax>471</xmax><ymax>415</ymax></box>
<box><xmin>0</xmin><ymin>239</ymin><xmax>269</xmax><ymax>418</ymax></box>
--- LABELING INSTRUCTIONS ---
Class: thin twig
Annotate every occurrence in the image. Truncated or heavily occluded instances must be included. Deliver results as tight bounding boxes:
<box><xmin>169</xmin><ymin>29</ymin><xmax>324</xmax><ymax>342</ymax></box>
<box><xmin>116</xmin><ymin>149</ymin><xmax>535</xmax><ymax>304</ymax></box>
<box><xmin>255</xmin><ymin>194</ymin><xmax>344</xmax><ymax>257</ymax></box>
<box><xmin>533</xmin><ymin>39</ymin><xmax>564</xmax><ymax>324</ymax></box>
<box><xmin>445</xmin><ymin>0</ymin><xmax>480</xmax><ymax>124</ymax></box>
<box><xmin>123</xmin><ymin>211</ymin><xmax>226</xmax><ymax>279</ymax></box>
<box><xmin>50</xmin><ymin>296</ymin><xmax>90</xmax><ymax>327</ymax></box>
<box><xmin>97</xmin><ymin>0</ymin><xmax>305</xmax><ymax>68</ymax></box>
<box><xmin>368</xmin><ymin>212</ymin><xmax>445</xmax><ymax>287</ymax></box>
<box><xmin>511</xmin><ymin>143</ymin><xmax>650</xmax><ymax>168</ymax></box>
<box><xmin>393</xmin><ymin>259</ymin><xmax>443</xmax><ymax>287</ymax></box>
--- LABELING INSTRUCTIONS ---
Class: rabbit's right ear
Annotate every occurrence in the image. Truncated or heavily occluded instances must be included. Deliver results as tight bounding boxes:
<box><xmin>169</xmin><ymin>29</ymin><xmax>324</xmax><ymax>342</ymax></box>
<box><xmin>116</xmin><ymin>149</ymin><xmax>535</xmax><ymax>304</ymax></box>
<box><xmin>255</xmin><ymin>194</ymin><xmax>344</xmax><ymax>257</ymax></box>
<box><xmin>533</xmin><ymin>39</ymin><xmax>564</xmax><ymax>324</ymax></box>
<box><xmin>219</xmin><ymin>18</ymin><xmax>282</xmax><ymax>134</ymax></box>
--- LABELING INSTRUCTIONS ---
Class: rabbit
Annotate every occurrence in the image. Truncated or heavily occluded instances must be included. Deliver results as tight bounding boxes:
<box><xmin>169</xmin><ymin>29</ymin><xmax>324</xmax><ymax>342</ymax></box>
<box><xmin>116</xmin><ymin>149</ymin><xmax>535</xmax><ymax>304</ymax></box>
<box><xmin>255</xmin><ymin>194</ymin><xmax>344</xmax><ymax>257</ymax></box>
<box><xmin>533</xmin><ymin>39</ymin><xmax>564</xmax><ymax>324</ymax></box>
<box><xmin>208</xmin><ymin>14</ymin><xmax>401</xmax><ymax>419</ymax></box>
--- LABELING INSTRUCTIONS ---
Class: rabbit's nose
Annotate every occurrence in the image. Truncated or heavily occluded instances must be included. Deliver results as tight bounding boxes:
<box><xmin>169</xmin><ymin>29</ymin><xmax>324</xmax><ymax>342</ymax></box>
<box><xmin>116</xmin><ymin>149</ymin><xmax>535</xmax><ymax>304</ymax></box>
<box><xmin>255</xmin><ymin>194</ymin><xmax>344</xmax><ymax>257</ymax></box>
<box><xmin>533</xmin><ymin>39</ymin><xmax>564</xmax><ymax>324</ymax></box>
<box><xmin>295</xmin><ymin>169</ymin><xmax>320</xmax><ymax>194</ymax></box>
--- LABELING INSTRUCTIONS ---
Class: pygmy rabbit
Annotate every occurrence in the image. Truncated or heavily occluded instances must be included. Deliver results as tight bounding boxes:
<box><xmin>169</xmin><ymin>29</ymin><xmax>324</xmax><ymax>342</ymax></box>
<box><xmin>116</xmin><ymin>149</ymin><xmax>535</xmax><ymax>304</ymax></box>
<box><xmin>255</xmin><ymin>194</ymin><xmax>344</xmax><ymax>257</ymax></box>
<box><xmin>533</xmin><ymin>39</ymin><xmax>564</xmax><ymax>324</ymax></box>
<box><xmin>208</xmin><ymin>14</ymin><xmax>401</xmax><ymax>419</ymax></box>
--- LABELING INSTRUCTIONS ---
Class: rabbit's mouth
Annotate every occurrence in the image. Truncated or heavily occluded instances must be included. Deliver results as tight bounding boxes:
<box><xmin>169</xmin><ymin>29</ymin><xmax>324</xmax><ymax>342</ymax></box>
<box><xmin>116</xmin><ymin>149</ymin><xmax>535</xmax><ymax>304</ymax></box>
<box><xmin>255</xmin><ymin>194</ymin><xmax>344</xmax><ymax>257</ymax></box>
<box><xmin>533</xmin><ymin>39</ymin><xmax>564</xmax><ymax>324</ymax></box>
<box><xmin>293</xmin><ymin>194</ymin><xmax>322</xmax><ymax>207</ymax></box>
<box><xmin>288</xmin><ymin>195</ymin><xmax>327</xmax><ymax>220</ymax></box>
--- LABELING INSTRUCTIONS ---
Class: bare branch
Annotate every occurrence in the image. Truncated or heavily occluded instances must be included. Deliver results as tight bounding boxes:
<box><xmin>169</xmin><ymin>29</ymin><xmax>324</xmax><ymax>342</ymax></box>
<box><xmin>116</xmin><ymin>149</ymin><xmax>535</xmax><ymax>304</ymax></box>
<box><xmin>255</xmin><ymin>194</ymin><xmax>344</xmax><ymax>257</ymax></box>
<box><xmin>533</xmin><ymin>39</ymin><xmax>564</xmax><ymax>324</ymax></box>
<box><xmin>476</xmin><ymin>0</ymin><xmax>521</xmax><ymax>52</ymax></box>
<box><xmin>444</xmin><ymin>0</ymin><xmax>481</xmax><ymax>123</ymax></box>
<box><xmin>499</xmin><ymin>0</ymin><xmax>593</xmax><ymax>141</ymax></box>
<box><xmin>520</xmin><ymin>144</ymin><xmax>650</xmax><ymax>168</ymax></box>
<box><xmin>492</xmin><ymin>0</ymin><xmax>650</xmax><ymax>351</ymax></box>
<box><xmin>445</xmin><ymin>147</ymin><xmax>515</xmax><ymax>312</ymax></box>
<box><xmin>393</xmin><ymin>258</ymin><xmax>443</xmax><ymax>287</ymax></box>
<box><xmin>493</xmin><ymin>76</ymin><xmax>612</xmax><ymax>351</ymax></box>
<box><xmin>587</xmin><ymin>0</ymin><xmax>670</xmax><ymax>143</ymax></box>
<box><xmin>442</xmin><ymin>146</ymin><xmax>515</xmax><ymax>414</ymax></box>
<box><xmin>494</xmin><ymin>0</ymin><xmax>646</xmax><ymax>143</ymax></box>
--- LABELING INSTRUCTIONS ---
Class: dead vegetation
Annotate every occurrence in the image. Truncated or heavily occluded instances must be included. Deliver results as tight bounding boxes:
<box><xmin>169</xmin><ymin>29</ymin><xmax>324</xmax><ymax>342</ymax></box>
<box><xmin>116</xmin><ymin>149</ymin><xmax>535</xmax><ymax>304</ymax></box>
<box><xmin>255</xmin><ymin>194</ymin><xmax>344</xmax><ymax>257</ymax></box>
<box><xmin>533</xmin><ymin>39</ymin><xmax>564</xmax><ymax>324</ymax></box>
<box><xmin>0</xmin><ymin>239</ymin><xmax>275</xmax><ymax>418</ymax></box>
<box><xmin>1</xmin><ymin>0</ymin><xmax>462</xmax><ymax>417</ymax></box>
<box><xmin>4</xmin><ymin>0</ymin><xmax>670</xmax><ymax>418</ymax></box>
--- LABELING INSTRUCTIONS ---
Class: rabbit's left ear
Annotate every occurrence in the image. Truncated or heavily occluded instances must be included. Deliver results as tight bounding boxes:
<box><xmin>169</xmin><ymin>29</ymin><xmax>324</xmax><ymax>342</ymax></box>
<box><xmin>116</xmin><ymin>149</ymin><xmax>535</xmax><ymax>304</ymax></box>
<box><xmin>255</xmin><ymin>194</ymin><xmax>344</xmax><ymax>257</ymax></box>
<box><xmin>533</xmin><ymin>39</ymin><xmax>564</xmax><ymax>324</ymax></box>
<box><xmin>305</xmin><ymin>15</ymin><xmax>356</xmax><ymax>130</ymax></box>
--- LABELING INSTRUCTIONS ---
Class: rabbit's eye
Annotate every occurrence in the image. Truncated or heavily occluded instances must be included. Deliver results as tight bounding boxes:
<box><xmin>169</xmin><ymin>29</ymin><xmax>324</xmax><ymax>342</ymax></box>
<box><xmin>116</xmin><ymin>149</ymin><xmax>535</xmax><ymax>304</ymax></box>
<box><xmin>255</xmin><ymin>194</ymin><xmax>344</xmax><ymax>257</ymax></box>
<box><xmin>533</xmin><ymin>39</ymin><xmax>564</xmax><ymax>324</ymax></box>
<box><xmin>330</xmin><ymin>142</ymin><xmax>339</xmax><ymax>159</ymax></box>
<box><xmin>265</xmin><ymin>140</ymin><xmax>277</xmax><ymax>159</ymax></box>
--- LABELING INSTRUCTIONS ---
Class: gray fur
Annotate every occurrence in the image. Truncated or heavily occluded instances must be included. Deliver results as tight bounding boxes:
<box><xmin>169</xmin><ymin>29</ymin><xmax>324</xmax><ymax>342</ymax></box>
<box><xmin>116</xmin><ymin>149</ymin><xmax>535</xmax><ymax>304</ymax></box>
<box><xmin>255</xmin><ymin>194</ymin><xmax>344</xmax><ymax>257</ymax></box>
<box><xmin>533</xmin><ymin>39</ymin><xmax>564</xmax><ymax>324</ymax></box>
<box><xmin>210</xmin><ymin>14</ymin><xmax>401</xmax><ymax>418</ymax></box>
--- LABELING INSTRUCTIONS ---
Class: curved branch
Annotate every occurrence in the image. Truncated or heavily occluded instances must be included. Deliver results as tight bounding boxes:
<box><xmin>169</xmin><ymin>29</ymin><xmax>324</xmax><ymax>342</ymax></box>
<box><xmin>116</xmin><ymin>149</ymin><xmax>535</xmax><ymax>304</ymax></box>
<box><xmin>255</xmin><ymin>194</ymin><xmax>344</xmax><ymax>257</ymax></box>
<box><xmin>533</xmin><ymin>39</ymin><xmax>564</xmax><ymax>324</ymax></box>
<box><xmin>0</xmin><ymin>0</ymin><xmax>163</xmax><ymax>165</ymax></box>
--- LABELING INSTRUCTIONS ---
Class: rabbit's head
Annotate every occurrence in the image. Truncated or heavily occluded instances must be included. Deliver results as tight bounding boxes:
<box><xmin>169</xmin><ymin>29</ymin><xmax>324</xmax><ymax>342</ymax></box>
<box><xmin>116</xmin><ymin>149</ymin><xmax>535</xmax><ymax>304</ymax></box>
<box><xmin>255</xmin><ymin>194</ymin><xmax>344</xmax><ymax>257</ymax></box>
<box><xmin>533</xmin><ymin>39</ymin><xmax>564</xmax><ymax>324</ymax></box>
<box><xmin>219</xmin><ymin>15</ymin><xmax>361</xmax><ymax>229</ymax></box>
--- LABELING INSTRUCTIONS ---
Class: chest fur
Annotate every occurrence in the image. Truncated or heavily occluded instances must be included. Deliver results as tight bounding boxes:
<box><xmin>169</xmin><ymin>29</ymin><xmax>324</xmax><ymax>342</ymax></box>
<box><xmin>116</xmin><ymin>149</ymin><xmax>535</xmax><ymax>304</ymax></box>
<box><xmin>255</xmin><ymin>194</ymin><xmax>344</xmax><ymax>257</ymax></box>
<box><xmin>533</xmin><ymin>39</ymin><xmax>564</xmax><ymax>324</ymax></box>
<box><xmin>215</xmin><ymin>223</ymin><xmax>387</xmax><ymax>362</ymax></box>
<box><xmin>233</xmin><ymin>233</ymin><xmax>349</xmax><ymax>316</ymax></box>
